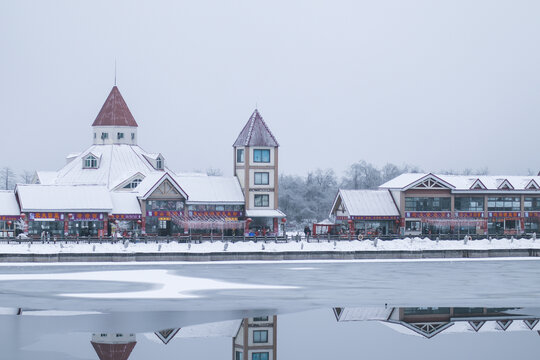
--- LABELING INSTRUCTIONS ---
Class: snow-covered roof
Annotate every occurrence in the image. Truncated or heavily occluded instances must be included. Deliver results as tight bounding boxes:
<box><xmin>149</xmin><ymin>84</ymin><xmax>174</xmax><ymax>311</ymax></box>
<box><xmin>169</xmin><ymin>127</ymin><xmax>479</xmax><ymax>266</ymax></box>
<box><xmin>49</xmin><ymin>144</ymin><xmax>164</xmax><ymax>189</ymax></box>
<box><xmin>110</xmin><ymin>192</ymin><xmax>141</xmax><ymax>215</ymax></box>
<box><xmin>176</xmin><ymin>175</ymin><xmax>244</xmax><ymax>204</ymax></box>
<box><xmin>334</xmin><ymin>190</ymin><xmax>399</xmax><ymax>217</ymax></box>
<box><xmin>245</xmin><ymin>209</ymin><xmax>286</xmax><ymax>218</ymax></box>
<box><xmin>335</xmin><ymin>307</ymin><xmax>392</xmax><ymax>321</ymax></box>
<box><xmin>145</xmin><ymin>319</ymin><xmax>243</xmax><ymax>344</ymax></box>
<box><xmin>16</xmin><ymin>184</ymin><xmax>113</xmax><ymax>212</ymax></box>
<box><xmin>35</xmin><ymin>171</ymin><xmax>58</xmax><ymax>185</ymax></box>
<box><xmin>0</xmin><ymin>191</ymin><xmax>20</xmax><ymax>216</ymax></box>
<box><xmin>380</xmin><ymin>173</ymin><xmax>540</xmax><ymax>192</ymax></box>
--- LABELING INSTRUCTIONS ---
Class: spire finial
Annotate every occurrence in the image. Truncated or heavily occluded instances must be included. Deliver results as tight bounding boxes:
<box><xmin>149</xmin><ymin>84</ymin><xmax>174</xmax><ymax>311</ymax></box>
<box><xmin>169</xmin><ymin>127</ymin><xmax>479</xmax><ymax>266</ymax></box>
<box><xmin>114</xmin><ymin>60</ymin><xmax>117</xmax><ymax>86</ymax></box>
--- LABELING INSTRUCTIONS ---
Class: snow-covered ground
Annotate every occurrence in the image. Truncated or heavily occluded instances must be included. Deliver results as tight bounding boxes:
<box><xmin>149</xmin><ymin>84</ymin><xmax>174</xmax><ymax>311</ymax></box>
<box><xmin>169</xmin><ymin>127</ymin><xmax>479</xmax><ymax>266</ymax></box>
<box><xmin>0</xmin><ymin>237</ymin><xmax>538</xmax><ymax>254</ymax></box>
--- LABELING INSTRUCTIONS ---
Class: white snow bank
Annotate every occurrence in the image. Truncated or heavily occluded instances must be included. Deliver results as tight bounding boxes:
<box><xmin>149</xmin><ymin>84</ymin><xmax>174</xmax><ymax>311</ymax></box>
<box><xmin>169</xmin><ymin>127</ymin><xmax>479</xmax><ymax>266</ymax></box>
<box><xmin>0</xmin><ymin>270</ymin><xmax>295</xmax><ymax>299</ymax></box>
<box><xmin>0</xmin><ymin>237</ymin><xmax>538</xmax><ymax>255</ymax></box>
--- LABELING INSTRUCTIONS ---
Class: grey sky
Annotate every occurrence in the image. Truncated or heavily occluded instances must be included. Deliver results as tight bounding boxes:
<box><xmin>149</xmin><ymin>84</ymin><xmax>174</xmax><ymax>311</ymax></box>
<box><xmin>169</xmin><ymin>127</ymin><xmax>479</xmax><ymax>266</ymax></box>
<box><xmin>1</xmin><ymin>0</ymin><xmax>539</xmax><ymax>177</ymax></box>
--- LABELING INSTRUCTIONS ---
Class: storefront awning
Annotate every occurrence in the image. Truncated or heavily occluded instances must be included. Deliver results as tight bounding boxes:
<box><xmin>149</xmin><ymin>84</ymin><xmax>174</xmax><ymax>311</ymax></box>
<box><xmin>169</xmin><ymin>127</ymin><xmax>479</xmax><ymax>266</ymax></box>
<box><xmin>246</xmin><ymin>209</ymin><xmax>286</xmax><ymax>218</ymax></box>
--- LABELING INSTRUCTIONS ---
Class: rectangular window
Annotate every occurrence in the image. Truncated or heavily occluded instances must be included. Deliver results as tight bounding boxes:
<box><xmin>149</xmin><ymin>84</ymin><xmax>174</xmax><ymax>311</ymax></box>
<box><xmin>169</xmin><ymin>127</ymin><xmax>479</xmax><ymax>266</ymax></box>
<box><xmin>405</xmin><ymin>220</ymin><xmax>421</xmax><ymax>231</ymax></box>
<box><xmin>253</xmin><ymin>316</ymin><xmax>269</xmax><ymax>322</ymax></box>
<box><xmin>254</xmin><ymin>172</ymin><xmax>270</xmax><ymax>185</ymax></box>
<box><xmin>131</xmin><ymin>133</ymin><xmax>135</xmax><ymax>140</ymax></box>
<box><xmin>253</xmin><ymin>330</ymin><xmax>268</xmax><ymax>343</ymax></box>
<box><xmin>524</xmin><ymin>197</ymin><xmax>540</xmax><ymax>211</ymax></box>
<box><xmin>404</xmin><ymin>197</ymin><xmax>451</xmax><ymax>211</ymax></box>
<box><xmin>117</xmin><ymin>132</ymin><xmax>124</xmax><ymax>140</ymax></box>
<box><xmin>237</xmin><ymin>149</ymin><xmax>244</xmax><ymax>163</ymax></box>
<box><xmin>254</xmin><ymin>194</ymin><xmax>269</xmax><ymax>207</ymax></box>
<box><xmin>487</xmin><ymin>197</ymin><xmax>520</xmax><ymax>211</ymax></box>
<box><xmin>253</xmin><ymin>149</ymin><xmax>270</xmax><ymax>163</ymax></box>
<box><xmin>252</xmin><ymin>353</ymin><xmax>269</xmax><ymax>360</ymax></box>
<box><xmin>101</xmin><ymin>132</ymin><xmax>108</xmax><ymax>140</ymax></box>
<box><xmin>236</xmin><ymin>352</ymin><xmax>243</xmax><ymax>360</ymax></box>
<box><xmin>454</xmin><ymin>197</ymin><xmax>484</xmax><ymax>211</ymax></box>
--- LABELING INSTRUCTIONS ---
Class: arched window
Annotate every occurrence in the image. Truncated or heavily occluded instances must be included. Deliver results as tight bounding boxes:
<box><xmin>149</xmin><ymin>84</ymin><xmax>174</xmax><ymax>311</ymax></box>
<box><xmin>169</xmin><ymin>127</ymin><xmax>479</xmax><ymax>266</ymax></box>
<box><xmin>84</xmin><ymin>155</ymin><xmax>98</xmax><ymax>169</ymax></box>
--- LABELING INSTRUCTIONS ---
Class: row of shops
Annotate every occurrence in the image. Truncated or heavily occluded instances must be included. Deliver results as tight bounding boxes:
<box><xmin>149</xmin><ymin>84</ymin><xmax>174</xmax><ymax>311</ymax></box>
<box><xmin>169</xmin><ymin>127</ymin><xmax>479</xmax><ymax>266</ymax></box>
<box><xmin>328</xmin><ymin>174</ymin><xmax>540</xmax><ymax>237</ymax></box>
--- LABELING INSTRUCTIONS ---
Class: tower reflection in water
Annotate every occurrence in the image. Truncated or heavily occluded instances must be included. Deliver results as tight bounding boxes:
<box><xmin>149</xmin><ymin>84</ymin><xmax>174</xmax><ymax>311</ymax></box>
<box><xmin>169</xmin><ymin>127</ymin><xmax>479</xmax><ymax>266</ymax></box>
<box><xmin>90</xmin><ymin>316</ymin><xmax>277</xmax><ymax>360</ymax></box>
<box><xmin>333</xmin><ymin>307</ymin><xmax>540</xmax><ymax>338</ymax></box>
<box><xmin>87</xmin><ymin>307</ymin><xmax>540</xmax><ymax>359</ymax></box>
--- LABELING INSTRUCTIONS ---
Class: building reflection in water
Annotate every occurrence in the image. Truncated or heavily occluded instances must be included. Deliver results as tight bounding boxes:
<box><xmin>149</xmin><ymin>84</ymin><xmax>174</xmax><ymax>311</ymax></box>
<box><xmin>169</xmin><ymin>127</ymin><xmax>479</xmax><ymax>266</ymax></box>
<box><xmin>90</xmin><ymin>316</ymin><xmax>277</xmax><ymax>360</ymax></box>
<box><xmin>91</xmin><ymin>333</ymin><xmax>137</xmax><ymax>360</ymax></box>
<box><xmin>333</xmin><ymin>307</ymin><xmax>540</xmax><ymax>338</ymax></box>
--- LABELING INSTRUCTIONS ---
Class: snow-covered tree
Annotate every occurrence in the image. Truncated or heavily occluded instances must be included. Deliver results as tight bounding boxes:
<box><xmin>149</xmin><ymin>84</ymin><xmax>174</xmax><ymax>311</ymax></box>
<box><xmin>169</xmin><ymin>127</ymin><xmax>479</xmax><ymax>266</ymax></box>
<box><xmin>0</xmin><ymin>167</ymin><xmax>16</xmax><ymax>190</ymax></box>
<box><xmin>19</xmin><ymin>170</ymin><xmax>35</xmax><ymax>184</ymax></box>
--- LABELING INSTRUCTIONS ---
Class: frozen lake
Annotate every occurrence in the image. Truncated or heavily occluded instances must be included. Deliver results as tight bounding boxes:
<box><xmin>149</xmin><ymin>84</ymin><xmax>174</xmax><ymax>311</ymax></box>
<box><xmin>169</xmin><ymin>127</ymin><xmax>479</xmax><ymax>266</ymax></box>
<box><xmin>0</xmin><ymin>258</ymin><xmax>539</xmax><ymax>359</ymax></box>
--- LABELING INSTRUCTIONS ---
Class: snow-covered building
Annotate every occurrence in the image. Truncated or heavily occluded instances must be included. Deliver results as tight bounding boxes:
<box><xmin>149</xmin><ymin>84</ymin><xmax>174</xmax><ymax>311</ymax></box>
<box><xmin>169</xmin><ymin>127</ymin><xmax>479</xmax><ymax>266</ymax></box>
<box><xmin>333</xmin><ymin>306</ymin><xmax>540</xmax><ymax>339</ymax></box>
<box><xmin>0</xmin><ymin>191</ymin><xmax>20</xmax><ymax>237</ymax></box>
<box><xmin>149</xmin><ymin>316</ymin><xmax>278</xmax><ymax>360</ymax></box>
<box><xmin>9</xmin><ymin>85</ymin><xmax>285</xmax><ymax>238</ymax></box>
<box><xmin>329</xmin><ymin>190</ymin><xmax>400</xmax><ymax>236</ymax></box>
<box><xmin>330</xmin><ymin>173</ymin><xmax>540</xmax><ymax>237</ymax></box>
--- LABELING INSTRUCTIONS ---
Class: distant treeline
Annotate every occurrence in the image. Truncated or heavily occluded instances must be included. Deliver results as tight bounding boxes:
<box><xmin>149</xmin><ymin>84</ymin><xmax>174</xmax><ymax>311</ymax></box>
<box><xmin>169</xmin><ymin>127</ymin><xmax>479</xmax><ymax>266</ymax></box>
<box><xmin>278</xmin><ymin>161</ymin><xmax>489</xmax><ymax>228</ymax></box>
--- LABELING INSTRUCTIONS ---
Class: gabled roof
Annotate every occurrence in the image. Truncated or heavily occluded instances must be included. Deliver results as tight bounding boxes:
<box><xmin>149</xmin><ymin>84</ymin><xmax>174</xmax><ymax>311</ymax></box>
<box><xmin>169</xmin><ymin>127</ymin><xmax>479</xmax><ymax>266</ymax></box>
<box><xmin>92</xmin><ymin>86</ymin><xmax>138</xmax><ymax>127</ymax></box>
<box><xmin>174</xmin><ymin>175</ymin><xmax>244</xmax><ymax>204</ymax></box>
<box><xmin>0</xmin><ymin>191</ymin><xmax>20</xmax><ymax>216</ymax></box>
<box><xmin>331</xmin><ymin>190</ymin><xmax>400</xmax><ymax>217</ymax></box>
<box><xmin>469</xmin><ymin>179</ymin><xmax>487</xmax><ymax>190</ymax></box>
<box><xmin>525</xmin><ymin>179</ymin><xmax>540</xmax><ymax>190</ymax></box>
<box><xmin>233</xmin><ymin>109</ymin><xmax>279</xmax><ymax>147</ymax></box>
<box><xmin>497</xmin><ymin>179</ymin><xmax>514</xmax><ymax>190</ymax></box>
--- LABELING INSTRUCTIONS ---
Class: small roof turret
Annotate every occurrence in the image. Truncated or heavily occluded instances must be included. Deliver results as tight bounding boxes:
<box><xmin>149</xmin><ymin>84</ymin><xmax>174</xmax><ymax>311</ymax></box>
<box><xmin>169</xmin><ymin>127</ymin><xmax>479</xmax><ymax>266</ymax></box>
<box><xmin>92</xmin><ymin>86</ymin><xmax>138</xmax><ymax>127</ymax></box>
<box><xmin>233</xmin><ymin>109</ymin><xmax>278</xmax><ymax>147</ymax></box>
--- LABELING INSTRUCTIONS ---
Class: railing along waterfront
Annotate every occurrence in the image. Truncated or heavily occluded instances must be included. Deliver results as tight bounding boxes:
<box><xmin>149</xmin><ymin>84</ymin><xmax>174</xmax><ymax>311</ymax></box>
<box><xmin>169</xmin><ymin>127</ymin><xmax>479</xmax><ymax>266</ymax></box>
<box><xmin>0</xmin><ymin>233</ymin><xmax>537</xmax><ymax>244</ymax></box>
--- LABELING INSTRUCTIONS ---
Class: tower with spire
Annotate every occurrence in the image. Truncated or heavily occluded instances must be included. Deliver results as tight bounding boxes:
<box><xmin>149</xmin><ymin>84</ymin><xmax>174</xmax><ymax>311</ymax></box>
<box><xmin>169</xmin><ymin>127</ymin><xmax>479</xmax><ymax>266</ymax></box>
<box><xmin>233</xmin><ymin>110</ymin><xmax>285</xmax><ymax>234</ymax></box>
<box><xmin>92</xmin><ymin>86</ymin><xmax>138</xmax><ymax>145</ymax></box>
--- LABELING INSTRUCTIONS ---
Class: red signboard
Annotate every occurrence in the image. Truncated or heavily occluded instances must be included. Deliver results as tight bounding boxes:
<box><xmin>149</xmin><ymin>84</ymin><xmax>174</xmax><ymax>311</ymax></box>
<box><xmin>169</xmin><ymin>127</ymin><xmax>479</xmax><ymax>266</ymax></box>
<box><xmin>455</xmin><ymin>212</ymin><xmax>484</xmax><ymax>218</ymax></box>
<box><xmin>524</xmin><ymin>212</ymin><xmax>540</xmax><ymax>218</ymax></box>
<box><xmin>405</xmin><ymin>212</ymin><xmax>452</xmax><ymax>218</ymax></box>
<box><xmin>488</xmin><ymin>212</ymin><xmax>521</xmax><ymax>218</ymax></box>
<box><xmin>0</xmin><ymin>216</ymin><xmax>19</xmax><ymax>221</ymax></box>
<box><xmin>351</xmin><ymin>216</ymin><xmax>400</xmax><ymax>220</ymax></box>
<box><xmin>69</xmin><ymin>213</ymin><xmax>104</xmax><ymax>221</ymax></box>
<box><xmin>110</xmin><ymin>214</ymin><xmax>142</xmax><ymax>220</ymax></box>
<box><xmin>29</xmin><ymin>212</ymin><xmax>64</xmax><ymax>221</ymax></box>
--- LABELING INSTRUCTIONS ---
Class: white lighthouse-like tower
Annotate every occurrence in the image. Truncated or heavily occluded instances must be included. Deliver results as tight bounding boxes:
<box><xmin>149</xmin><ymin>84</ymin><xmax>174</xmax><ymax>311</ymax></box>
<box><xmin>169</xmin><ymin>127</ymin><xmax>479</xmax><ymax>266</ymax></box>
<box><xmin>92</xmin><ymin>86</ymin><xmax>138</xmax><ymax>145</ymax></box>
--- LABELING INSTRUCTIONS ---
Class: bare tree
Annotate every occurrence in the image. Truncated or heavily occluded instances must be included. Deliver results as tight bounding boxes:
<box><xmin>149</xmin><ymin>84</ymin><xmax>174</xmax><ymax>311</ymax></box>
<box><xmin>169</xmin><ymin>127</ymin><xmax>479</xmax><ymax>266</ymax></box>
<box><xmin>0</xmin><ymin>167</ymin><xmax>16</xmax><ymax>190</ymax></box>
<box><xmin>19</xmin><ymin>170</ymin><xmax>35</xmax><ymax>184</ymax></box>
<box><xmin>206</xmin><ymin>167</ymin><xmax>223</xmax><ymax>176</ymax></box>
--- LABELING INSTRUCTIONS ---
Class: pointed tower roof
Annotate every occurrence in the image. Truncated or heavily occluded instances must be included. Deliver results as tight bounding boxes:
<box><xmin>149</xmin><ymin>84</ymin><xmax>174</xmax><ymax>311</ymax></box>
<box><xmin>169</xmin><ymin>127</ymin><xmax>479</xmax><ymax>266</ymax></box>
<box><xmin>91</xmin><ymin>341</ymin><xmax>136</xmax><ymax>360</ymax></box>
<box><xmin>233</xmin><ymin>109</ymin><xmax>279</xmax><ymax>147</ymax></box>
<box><xmin>92</xmin><ymin>86</ymin><xmax>138</xmax><ymax>127</ymax></box>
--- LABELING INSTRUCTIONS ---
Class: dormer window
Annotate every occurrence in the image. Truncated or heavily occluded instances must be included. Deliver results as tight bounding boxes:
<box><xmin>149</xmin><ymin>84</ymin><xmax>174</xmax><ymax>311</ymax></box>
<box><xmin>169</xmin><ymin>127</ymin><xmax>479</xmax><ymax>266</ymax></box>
<box><xmin>156</xmin><ymin>157</ymin><xmax>163</xmax><ymax>170</ymax></box>
<box><xmin>117</xmin><ymin>132</ymin><xmax>124</xmax><ymax>140</ymax></box>
<box><xmin>123</xmin><ymin>178</ymin><xmax>142</xmax><ymax>189</ymax></box>
<box><xmin>83</xmin><ymin>155</ymin><xmax>99</xmax><ymax>169</ymax></box>
<box><xmin>101</xmin><ymin>132</ymin><xmax>108</xmax><ymax>140</ymax></box>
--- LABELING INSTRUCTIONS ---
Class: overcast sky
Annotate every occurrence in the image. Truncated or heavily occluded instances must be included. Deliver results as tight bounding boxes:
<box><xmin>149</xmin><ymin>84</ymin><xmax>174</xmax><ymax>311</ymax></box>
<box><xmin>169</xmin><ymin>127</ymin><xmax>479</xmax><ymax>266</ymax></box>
<box><xmin>1</xmin><ymin>0</ymin><xmax>540</xmax><ymax>178</ymax></box>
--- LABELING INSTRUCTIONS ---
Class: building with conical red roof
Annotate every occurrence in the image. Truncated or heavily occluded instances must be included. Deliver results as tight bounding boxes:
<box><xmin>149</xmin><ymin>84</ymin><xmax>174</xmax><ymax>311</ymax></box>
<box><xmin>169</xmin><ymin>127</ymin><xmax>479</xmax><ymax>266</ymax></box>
<box><xmin>10</xmin><ymin>85</ymin><xmax>286</xmax><ymax>239</ymax></box>
<box><xmin>92</xmin><ymin>86</ymin><xmax>139</xmax><ymax>145</ymax></box>
<box><xmin>233</xmin><ymin>110</ymin><xmax>285</xmax><ymax>234</ymax></box>
<box><xmin>91</xmin><ymin>333</ymin><xmax>136</xmax><ymax>360</ymax></box>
